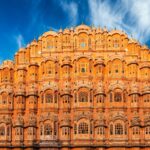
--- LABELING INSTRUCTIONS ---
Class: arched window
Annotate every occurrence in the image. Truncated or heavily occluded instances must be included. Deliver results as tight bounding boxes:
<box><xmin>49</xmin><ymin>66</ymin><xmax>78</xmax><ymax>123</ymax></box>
<box><xmin>47</xmin><ymin>40</ymin><xmax>53</xmax><ymax>49</ymax></box>
<box><xmin>40</xmin><ymin>125</ymin><xmax>43</xmax><ymax>135</ymax></box>
<box><xmin>28</xmin><ymin>127</ymin><xmax>33</xmax><ymax>135</ymax></box>
<box><xmin>80</xmin><ymin>38</ymin><xmax>86</xmax><ymax>48</ymax></box>
<box><xmin>79</xmin><ymin>92</ymin><xmax>88</xmax><ymax>102</ymax></box>
<box><xmin>78</xmin><ymin>58</ymin><xmax>89</xmax><ymax>74</ymax></box>
<box><xmin>63</xmin><ymin>95</ymin><xmax>70</xmax><ymax>103</ymax></box>
<box><xmin>96</xmin><ymin>94</ymin><xmax>104</xmax><ymax>103</ymax></box>
<box><xmin>113</xmin><ymin>39</ymin><xmax>119</xmax><ymax>48</ymax></box>
<box><xmin>15</xmin><ymin>128</ymin><xmax>20</xmax><ymax>135</ymax></box>
<box><xmin>144</xmin><ymin>94</ymin><xmax>150</xmax><ymax>102</ymax></box>
<box><xmin>97</xmin><ymin>127</ymin><xmax>104</xmax><ymax>135</ymax></box>
<box><xmin>2</xmin><ymin>92</ymin><xmax>7</xmax><ymax>104</ymax></box>
<box><xmin>115</xmin><ymin>123</ymin><xmax>123</xmax><ymax>135</ymax></box>
<box><xmin>46</xmin><ymin>61</ymin><xmax>54</xmax><ymax>75</ymax></box>
<box><xmin>44</xmin><ymin>124</ymin><xmax>52</xmax><ymax>135</ymax></box>
<box><xmin>78</xmin><ymin>122</ymin><xmax>88</xmax><ymax>134</ymax></box>
<box><xmin>132</xmin><ymin>127</ymin><xmax>140</xmax><ymax>135</ymax></box>
<box><xmin>45</xmin><ymin>94</ymin><xmax>53</xmax><ymax>103</ymax></box>
<box><xmin>114</xmin><ymin>92</ymin><xmax>122</xmax><ymax>102</ymax></box>
<box><xmin>97</xmin><ymin>65</ymin><xmax>102</xmax><ymax>74</ymax></box>
<box><xmin>145</xmin><ymin>126</ymin><xmax>150</xmax><ymax>134</ymax></box>
<box><xmin>0</xmin><ymin>126</ymin><xmax>5</xmax><ymax>136</ymax></box>
<box><xmin>110</xmin><ymin>124</ymin><xmax>113</xmax><ymax>135</ymax></box>
<box><xmin>62</xmin><ymin>127</ymin><xmax>69</xmax><ymax>135</ymax></box>
<box><xmin>63</xmin><ymin>66</ymin><xmax>70</xmax><ymax>75</ymax></box>
<box><xmin>132</xmin><ymin>94</ymin><xmax>139</xmax><ymax>103</ymax></box>
<box><xmin>80</xmin><ymin>63</ymin><xmax>87</xmax><ymax>73</ymax></box>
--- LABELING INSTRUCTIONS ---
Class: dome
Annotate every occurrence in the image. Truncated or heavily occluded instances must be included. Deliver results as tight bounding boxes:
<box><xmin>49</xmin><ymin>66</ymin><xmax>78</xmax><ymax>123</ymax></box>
<box><xmin>63</xmin><ymin>28</ymin><xmax>70</xmax><ymax>34</ymax></box>
<box><xmin>43</xmin><ymin>30</ymin><xmax>58</xmax><ymax>37</ymax></box>
<box><xmin>109</xmin><ymin>29</ymin><xmax>126</xmax><ymax>36</ymax></box>
<box><xmin>75</xmin><ymin>24</ymin><xmax>91</xmax><ymax>31</ymax></box>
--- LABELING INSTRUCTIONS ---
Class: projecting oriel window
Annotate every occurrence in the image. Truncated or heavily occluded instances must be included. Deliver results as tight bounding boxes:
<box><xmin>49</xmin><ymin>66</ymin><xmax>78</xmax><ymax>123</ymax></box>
<box><xmin>80</xmin><ymin>63</ymin><xmax>87</xmax><ymax>73</ymax></box>
<box><xmin>79</xmin><ymin>92</ymin><xmax>88</xmax><ymax>102</ymax></box>
<box><xmin>78</xmin><ymin>122</ymin><xmax>88</xmax><ymax>134</ymax></box>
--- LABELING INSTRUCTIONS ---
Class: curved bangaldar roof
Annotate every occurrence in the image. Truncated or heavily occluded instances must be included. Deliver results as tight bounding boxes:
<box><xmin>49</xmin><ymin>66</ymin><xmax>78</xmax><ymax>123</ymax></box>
<box><xmin>75</xmin><ymin>24</ymin><xmax>91</xmax><ymax>31</ymax></box>
<box><xmin>109</xmin><ymin>29</ymin><xmax>127</xmax><ymax>37</ymax></box>
<box><xmin>42</xmin><ymin>30</ymin><xmax>58</xmax><ymax>37</ymax></box>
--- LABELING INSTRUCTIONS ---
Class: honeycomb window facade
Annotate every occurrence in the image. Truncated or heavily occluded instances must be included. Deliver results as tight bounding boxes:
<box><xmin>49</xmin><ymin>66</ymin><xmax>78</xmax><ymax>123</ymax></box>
<box><xmin>0</xmin><ymin>24</ymin><xmax>149</xmax><ymax>149</ymax></box>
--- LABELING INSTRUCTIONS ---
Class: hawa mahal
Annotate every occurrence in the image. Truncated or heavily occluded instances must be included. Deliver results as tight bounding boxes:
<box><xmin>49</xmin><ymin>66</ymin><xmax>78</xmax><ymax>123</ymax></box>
<box><xmin>0</xmin><ymin>24</ymin><xmax>150</xmax><ymax>150</ymax></box>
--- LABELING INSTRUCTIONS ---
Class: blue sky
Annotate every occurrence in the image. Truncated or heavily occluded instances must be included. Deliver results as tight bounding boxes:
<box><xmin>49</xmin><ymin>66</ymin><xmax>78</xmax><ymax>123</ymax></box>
<box><xmin>0</xmin><ymin>0</ymin><xmax>150</xmax><ymax>63</ymax></box>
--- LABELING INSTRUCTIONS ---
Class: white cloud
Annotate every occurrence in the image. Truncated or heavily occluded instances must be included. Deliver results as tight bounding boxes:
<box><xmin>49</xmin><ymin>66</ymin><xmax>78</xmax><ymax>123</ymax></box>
<box><xmin>61</xmin><ymin>1</ymin><xmax>78</xmax><ymax>26</ymax></box>
<box><xmin>15</xmin><ymin>34</ymin><xmax>25</xmax><ymax>49</ymax></box>
<box><xmin>88</xmin><ymin>0</ymin><xmax>150</xmax><ymax>44</ymax></box>
<box><xmin>128</xmin><ymin>0</ymin><xmax>150</xmax><ymax>43</ymax></box>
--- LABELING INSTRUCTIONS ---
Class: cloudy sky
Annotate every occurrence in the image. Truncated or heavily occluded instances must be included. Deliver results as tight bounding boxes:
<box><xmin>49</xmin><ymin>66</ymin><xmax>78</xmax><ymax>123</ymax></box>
<box><xmin>0</xmin><ymin>0</ymin><xmax>150</xmax><ymax>63</ymax></box>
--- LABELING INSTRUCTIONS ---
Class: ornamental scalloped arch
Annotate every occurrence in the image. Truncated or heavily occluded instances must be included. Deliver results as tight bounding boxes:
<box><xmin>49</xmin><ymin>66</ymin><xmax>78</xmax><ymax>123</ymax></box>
<box><xmin>130</xmin><ymin>116</ymin><xmax>141</xmax><ymax>127</ymax></box>
<box><xmin>60</xmin><ymin>119</ymin><xmax>71</xmax><ymax>128</ymax></box>
<box><xmin>108</xmin><ymin>80</ymin><xmax>126</xmax><ymax>92</ymax></box>
<box><xmin>0</xmin><ymin>116</ymin><xmax>12</xmax><ymax>125</ymax></box>
<box><xmin>74</xmin><ymin>81</ymin><xmax>93</xmax><ymax>91</ymax></box>
<box><xmin>40</xmin><ymin>82</ymin><xmax>58</xmax><ymax>93</ymax></box>
<box><xmin>107</xmin><ymin>55</ymin><xmax>125</xmax><ymax>63</ymax></box>
<box><xmin>109</xmin><ymin>111</ymin><xmax>128</xmax><ymax>123</ymax></box>
<box><xmin>39</xmin><ymin>113</ymin><xmax>58</xmax><ymax>123</ymax></box>
<box><xmin>74</xmin><ymin>111</ymin><xmax>93</xmax><ymax>122</ymax></box>
<box><xmin>43</xmin><ymin>57</ymin><xmax>57</xmax><ymax>64</ymax></box>
<box><xmin>74</xmin><ymin>54</ymin><xmax>93</xmax><ymax>61</ymax></box>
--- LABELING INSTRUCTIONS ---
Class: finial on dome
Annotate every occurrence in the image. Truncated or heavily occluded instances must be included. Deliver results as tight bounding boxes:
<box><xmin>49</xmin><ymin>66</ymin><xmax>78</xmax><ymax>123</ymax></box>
<box><xmin>103</xmin><ymin>26</ymin><xmax>107</xmax><ymax>32</ymax></box>
<box><xmin>50</xmin><ymin>27</ymin><xmax>53</xmax><ymax>31</ymax></box>
<box><xmin>91</xmin><ymin>23</ymin><xmax>95</xmax><ymax>28</ymax></box>
<box><xmin>33</xmin><ymin>37</ymin><xmax>36</xmax><ymax>42</ymax></box>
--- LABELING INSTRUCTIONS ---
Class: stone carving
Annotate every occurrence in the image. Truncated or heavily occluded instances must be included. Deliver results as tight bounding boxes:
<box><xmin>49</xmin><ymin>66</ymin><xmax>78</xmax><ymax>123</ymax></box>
<box><xmin>40</xmin><ymin>81</ymin><xmax>58</xmax><ymax>92</ymax></box>
<box><xmin>0</xmin><ymin>115</ymin><xmax>12</xmax><ymax>124</ymax></box>
<box><xmin>109</xmin><ymin>80</ymin><xmax>125</xmax><ymax>91</ymax></box>
<box><xmin>131</xmin><ymin>116</ymin><xmax>141</xmax><ymax>127</ymax></box>
<box><xmin>61</xmin><ymin>81</ymin><xmax>71</xmax><ymax>96</ymax></box>
<box><xmin>95</xmin><ymin>81</ymin><xmax>104</xmax><ymax>95</ymax></box>
<box><xmin>14</xmin><ymin>114</ymin><xmax>24</xmax><ymax>127</ymax></box>
<box><xmin>74</xmin><ymin>111</ymin><xmax>92</xmax><ymax>121</ymax></box>
<box><xmin>110</xmin><ymin>111</ymin><xmax>127</xmax><ymax>122</ymax></box>
<box><xmin>39</xmin><ymin>112</ymin><xmax>58</xmax><ymax>122</ymax></box>
<box><xmin>130</xmin><ymin>82</ymin><xmax>140</xmax><ymax>94</ymax></box>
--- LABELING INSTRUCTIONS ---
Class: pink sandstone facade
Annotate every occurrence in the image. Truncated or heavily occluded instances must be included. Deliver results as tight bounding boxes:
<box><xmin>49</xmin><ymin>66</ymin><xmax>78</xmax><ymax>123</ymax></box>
<box><xmin>0</xmin><ymin>24</ymin><xmax>150</xmax><ymax>150</ymax></box>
